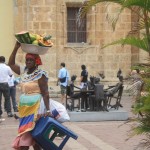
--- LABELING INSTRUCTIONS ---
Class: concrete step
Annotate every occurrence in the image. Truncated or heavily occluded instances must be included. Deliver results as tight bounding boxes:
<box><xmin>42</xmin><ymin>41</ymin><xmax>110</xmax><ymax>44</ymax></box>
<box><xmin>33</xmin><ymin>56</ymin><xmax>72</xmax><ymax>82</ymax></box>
<box><xmin>68</xmin><ymin>108</ymin><xmax>128</xmax><ymax>122</ymax></box>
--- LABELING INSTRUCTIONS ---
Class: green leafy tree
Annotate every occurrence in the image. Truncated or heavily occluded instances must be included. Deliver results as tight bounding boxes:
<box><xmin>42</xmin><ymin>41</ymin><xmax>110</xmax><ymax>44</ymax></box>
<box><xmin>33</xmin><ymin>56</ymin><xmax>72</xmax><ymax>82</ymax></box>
<box><xmin>79</xmin><ymin>0</ymin><xmax>150</xmax><ymax>147</ymax></box>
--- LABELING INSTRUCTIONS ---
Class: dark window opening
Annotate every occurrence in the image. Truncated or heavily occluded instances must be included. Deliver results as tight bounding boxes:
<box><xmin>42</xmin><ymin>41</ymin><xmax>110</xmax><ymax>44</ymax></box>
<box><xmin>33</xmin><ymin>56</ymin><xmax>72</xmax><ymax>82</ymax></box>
<box><xmin>67</xmin><ymin>7</ymin><xmax>86</xmax><ymax>43</ymax></box>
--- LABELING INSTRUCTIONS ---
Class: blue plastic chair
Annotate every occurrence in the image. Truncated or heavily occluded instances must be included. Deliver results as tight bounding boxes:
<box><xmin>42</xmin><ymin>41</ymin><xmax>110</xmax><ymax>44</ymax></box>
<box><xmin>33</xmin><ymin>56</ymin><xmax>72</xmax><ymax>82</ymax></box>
<box><xmin>31</xmin><ymin>117</ymin><xmax>78</xmax><ymax>150</ymax></box>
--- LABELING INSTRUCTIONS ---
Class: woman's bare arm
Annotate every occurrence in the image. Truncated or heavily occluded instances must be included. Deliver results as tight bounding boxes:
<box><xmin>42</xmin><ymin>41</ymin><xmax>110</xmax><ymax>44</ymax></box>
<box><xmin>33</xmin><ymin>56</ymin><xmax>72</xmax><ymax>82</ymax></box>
<box><xmin>80</xmin><ymin>76</ymin><xmax>83</xmax><ymax>82</ymax></box>
<box><xmin>38</xmin><ymin>75</ymin><xmax>50</xmax><ymax>112</ymax></box>
<box><xmin>8</xmin><ymin>41</ymin><xmax>21</xmax><ymax>75</ymax></box>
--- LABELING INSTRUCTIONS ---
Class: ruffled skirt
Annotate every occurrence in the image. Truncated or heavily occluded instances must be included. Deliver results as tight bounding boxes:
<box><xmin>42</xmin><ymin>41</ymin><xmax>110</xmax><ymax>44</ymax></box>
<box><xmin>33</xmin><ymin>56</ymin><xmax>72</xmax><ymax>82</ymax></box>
<box><xmin>12</xmin><ymin>132</ymin><xmax>35</xmax><ymax>149</ymax></box>
<box><xmin>12</xmin><ymin>95</ymin><xmax>46</xmax><ymax>149</ymax></box>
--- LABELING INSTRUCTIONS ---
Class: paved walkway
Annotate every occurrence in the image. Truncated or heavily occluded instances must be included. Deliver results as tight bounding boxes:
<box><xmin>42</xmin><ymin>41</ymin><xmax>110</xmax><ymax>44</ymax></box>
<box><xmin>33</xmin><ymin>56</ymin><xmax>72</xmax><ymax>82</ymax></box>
<box><xmin>0</xmin><ymin>94</ymin><xmax>145</xmax><ymax>150</ymax></box>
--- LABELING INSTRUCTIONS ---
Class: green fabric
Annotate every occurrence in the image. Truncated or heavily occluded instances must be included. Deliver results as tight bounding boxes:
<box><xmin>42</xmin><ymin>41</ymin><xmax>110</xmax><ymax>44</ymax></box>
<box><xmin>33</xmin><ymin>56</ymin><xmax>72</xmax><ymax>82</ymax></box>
<box><xmin>19</xmin><ymin>94</ymin><xmax>42</xmax><ymax>107</ymax></box>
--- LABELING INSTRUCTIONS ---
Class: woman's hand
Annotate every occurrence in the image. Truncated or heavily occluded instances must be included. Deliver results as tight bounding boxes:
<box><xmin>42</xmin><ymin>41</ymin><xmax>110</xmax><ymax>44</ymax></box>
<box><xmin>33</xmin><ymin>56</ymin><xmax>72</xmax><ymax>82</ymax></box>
<box><xmin>15</xmin><ymin>41</ymin><xmax>21</xmax><ymax>49</ymax></box>
<box><xmin>37</xmin><ymin>111</ymin><xmax>53</xmax><ymax>120</ymax></box>
<box><xmin>44</xmin><ymin>110</ymin><xmax>53</xmax><ymax>117</ymax></box>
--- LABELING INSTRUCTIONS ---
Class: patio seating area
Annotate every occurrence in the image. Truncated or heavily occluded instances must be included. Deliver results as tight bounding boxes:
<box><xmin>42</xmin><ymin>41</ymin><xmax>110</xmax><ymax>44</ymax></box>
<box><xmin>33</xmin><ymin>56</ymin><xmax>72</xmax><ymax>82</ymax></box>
<box><xmin>66</xmin><ymin>69</ymin><xmax>124</xmax><ymax>113</ymax></box>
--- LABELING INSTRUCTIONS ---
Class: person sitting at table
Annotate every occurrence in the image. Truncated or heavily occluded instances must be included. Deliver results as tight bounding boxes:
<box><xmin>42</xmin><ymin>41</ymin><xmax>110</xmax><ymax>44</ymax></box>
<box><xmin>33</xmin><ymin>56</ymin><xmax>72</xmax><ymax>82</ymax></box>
<box><xmin>67</xmin><ymin>75</ymin><xmax>81</xmax><ymax>110</ymax></box>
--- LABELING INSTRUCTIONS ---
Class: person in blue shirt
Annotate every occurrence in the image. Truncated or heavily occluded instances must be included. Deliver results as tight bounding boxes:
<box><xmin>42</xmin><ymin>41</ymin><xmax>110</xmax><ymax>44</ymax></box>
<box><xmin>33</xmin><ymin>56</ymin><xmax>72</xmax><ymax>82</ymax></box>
<box><xmin>57</xmin><ymin>62</ymin><xmax>69</xmax><ymax>105</ymax></box>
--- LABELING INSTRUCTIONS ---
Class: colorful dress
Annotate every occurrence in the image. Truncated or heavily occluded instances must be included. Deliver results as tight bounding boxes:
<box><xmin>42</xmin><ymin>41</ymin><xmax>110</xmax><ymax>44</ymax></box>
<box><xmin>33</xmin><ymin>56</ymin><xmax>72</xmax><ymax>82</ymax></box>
<box><xmin>12</xmin><ymin>67</ymin><xmax>48</xmax><ymax>149</ymax></box>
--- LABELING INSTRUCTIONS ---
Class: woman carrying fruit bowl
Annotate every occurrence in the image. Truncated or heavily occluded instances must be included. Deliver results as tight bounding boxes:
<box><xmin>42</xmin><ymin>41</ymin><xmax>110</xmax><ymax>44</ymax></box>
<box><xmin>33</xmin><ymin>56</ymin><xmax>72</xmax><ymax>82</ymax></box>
<box><xmin>8</xmin><ymin>41</ymin><xmax>52</xmax><ymax>150</ymax></box>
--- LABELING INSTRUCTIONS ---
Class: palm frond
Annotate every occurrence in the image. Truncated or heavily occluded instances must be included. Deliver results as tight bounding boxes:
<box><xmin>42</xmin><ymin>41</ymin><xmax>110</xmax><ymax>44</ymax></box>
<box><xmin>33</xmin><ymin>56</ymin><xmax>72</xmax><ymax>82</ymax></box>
<box><xmin>79</xmin><ymin>0</ymin><xmax>150</xmax><ymax>19</ymax></box>
<box><xmin>101</xmin><ymin>36</ymin><xmax>149</xmax><ymax>52</ymax></box>
<box><xmin>78</xmin><ymin>0</ymin><xmax>150</xmax><ymax>29</ymax></box>
<box><xmin>127</xmin><ymin>18</ymin><xmax>149</xmax><ymax>36</ymax></box>
<box><xmin>106</xmin><ymin>7</ymin><xmax>124</xmax><ymax>31</ymax></box>
<box><xmin>78</xmin><ymin>0</ymin><xmax>125</xmax><ymax>19</ymax></box>
<box><xmin>122</xmin><ymin>0</ymin><xmax>150</xmax><ymax>12</ymax></box>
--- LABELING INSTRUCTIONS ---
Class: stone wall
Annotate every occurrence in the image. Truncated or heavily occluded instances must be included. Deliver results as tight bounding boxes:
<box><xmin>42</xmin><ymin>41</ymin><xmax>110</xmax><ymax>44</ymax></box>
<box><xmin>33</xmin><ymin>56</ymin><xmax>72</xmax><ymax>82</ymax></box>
<box><xmin>13</xmin><ymin>0</ymin><xmax>132</xmax><ymax>84</ymax></box>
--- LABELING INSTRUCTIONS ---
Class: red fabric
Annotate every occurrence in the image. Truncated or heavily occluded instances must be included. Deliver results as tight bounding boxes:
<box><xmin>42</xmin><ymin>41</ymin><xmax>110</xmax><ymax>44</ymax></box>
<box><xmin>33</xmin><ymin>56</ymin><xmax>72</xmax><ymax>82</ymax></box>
<box><xmin>18</xmin><ymin>122</ymin><xmax>33</xmax><ymax>134</ymax></box>
<box><xmin>26</xmin><ymin>53</ymin><xmax>42</xmax><ymax>65</ymax></box>
<box><xmin>12</xmin><ymin>132</ymin><xmax>35</xmax><ymax>149</ymax></box>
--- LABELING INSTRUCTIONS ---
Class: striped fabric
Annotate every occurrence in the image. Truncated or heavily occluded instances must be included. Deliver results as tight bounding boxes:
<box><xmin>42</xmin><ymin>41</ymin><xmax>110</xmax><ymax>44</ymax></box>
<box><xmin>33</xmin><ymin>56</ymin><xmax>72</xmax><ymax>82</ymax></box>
<box><xmin>18</xmin><ymin>94</ymin><xmax>42</xmax><ymax>135</ymax></box>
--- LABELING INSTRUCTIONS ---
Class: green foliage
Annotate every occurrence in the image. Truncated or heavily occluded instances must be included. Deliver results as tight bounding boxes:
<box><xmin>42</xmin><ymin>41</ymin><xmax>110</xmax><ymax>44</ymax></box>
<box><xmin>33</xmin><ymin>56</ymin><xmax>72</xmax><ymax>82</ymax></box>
<box><xmin>143</xmin><ymin>79</ymin><xmax>150</xmax><ymax>91</ymax></box>
<box><xmin>79</xmin><ymin>0</ymin><xmax>150</xmax><ymax>145</ymax></box>
<box><xmin>127</xmin><ymin>92</ymin><xmax>150</xmax><ymax>139</ymax></box>
<box><xmin>131</xmin><ymin>66</ymin><xmax>150</xmax><ymax>136</ymax></box>
<box><xmin>101</xmin><ymin>36</ymin><xmax>149</xmax><ymax>52</ymax></box>
<box><xmin>131</xmin><ymin>65</ymin><xmax>150</xmax><ymax>74</ymax></box>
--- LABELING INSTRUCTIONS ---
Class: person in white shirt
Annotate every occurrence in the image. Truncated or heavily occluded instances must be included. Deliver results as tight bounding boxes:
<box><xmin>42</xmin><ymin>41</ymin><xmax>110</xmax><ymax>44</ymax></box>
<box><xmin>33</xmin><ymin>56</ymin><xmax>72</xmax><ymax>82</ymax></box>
<box><xmin>0</xmin><ymin>56</ymin><xmax>13</xmax><ymax>117</ymax></box>
<box><xmin>7</xmin><ymin>75</ymin><xmax>18</xmax><ymax>112</ymax></box>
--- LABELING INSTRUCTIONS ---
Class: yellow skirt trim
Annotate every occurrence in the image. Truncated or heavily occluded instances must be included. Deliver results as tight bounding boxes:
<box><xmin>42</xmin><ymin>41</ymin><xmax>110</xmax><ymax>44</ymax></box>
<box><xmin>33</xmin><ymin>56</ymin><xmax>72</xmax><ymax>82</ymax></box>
<box><xmin>19</xmin><ymin>102</ymin><xmax>40</xmax><ymax>118</ymax></box>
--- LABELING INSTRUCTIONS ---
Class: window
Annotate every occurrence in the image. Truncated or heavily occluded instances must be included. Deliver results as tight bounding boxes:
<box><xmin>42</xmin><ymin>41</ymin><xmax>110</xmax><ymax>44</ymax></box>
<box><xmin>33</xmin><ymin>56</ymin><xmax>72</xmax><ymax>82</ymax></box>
<box><xmin>67</xmin><ymin>7</ymin><xmax>86</xmax><ymax>43</ymax></box>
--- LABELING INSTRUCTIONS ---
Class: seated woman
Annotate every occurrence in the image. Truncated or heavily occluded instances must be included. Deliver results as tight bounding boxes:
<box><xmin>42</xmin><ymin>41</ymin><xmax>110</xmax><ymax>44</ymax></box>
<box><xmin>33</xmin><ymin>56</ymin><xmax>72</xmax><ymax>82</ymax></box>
<box><xmin>8</xmin><ymin>41</ymin><xmax>52</xmax><ymax>150</ymax></box>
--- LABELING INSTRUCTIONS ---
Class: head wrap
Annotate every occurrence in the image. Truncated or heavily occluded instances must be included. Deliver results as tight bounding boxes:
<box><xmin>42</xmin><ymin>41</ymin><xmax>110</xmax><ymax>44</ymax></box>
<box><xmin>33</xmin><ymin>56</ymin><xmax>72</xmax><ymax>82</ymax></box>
<box><xmin>25</xmin><ymin>53</ymin><xmax>42</xmax><ymax>65</ymax></box>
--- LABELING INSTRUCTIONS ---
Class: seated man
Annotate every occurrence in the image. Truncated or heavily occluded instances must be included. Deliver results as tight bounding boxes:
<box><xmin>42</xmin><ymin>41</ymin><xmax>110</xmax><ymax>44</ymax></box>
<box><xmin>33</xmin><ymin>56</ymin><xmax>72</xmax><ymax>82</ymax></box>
<box><xmin>66</xmin><ymin>75</ymin><xmax>81</xmax><ymax>110</ymax></box>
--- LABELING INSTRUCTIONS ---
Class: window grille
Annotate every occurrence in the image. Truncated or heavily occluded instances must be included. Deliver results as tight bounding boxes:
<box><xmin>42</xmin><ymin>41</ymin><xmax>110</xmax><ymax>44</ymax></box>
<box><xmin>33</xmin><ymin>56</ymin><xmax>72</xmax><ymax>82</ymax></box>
<box><xmin>67</xmin><ymin>7</ymin><xmax>86</xmax><ymax>43</ymax></box>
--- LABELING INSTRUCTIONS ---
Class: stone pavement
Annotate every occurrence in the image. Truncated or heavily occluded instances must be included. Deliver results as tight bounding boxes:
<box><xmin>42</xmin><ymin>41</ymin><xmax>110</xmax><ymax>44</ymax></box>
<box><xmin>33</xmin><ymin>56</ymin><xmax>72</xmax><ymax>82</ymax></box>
<box><xmin>0</xmin><ymin>94</ymin><xmax>145</xmax><ymax>150</ymax></box>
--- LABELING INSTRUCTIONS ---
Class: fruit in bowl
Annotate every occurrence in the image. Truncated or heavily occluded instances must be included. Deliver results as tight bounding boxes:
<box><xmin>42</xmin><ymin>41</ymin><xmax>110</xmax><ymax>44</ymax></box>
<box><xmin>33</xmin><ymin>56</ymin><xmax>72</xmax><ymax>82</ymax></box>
<box><xmin>30</xmin><ymin>33</ymin><xmax>37</xmax><ymax>42</ymax></box>
<box><xmin>15</xmin><ymin>31</ymin><xmax>53</xmax><ymax>47</ymax></box>
<box><xmin>32</xmin><ymin>40</ymin><xmax>39</xmax><ymax>45</ymax></box>
<box><xmin>38</xmin><ymin>35</ymin><xmax>53</xmax><ymax>47</ymax></box>
<box><xmin>15</xmin><ymin>31</ymin><xmax>32</xmax><ymax>44</ymax></box>
<box><xmin>15</xmin><ymin>31</ymin><xmax>53</xmax><ymax>55</ymax></box>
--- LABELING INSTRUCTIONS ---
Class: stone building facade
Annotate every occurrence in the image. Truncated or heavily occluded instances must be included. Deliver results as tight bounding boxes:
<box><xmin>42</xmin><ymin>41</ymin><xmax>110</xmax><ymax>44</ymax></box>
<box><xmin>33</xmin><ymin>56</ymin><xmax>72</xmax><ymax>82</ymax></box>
<box><xmin>13</xmin><ymin>0</ymin><xmax>142</xmax><ymax>85</ymax></box>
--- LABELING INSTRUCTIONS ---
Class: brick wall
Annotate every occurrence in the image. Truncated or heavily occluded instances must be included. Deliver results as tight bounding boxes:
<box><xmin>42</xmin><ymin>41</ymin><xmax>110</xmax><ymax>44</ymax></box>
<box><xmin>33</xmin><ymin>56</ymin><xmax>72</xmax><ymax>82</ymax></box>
<box><xmin>14</xmin><ymin>0</ymin><xmax>133</xmax><ymax>84</ymax></box>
